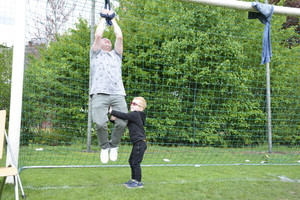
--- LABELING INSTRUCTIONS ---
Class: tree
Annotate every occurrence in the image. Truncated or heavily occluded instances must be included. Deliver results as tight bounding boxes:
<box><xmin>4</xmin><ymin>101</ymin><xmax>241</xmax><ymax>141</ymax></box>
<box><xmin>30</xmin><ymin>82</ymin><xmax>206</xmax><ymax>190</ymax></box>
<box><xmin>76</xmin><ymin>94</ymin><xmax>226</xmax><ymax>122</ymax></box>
<box><xmin>0</xmin><ymin>45</ymin><xmax>13</xmax><ymax>112</ymax></box>
<box><xmin>31</xmin><ymin>0</ymin><xmax>76</xmax><ymax>44</ymax></box>
<box><xmin>118</xmin><ymin>0</ymin><xmax>299</xmax><ymax>146</ymax></box>
<box><xmin>22</xmin><ymin>0</ymin><xmax>299</xmax><ymax>147</ymax></box>
<box><xmin>23</xmin><ymin>19</ymin><xmax>90</xmax><ymax>145</ymax></box>
<box><xmin>270</xmin><ymin>0</ymin><xmax>300</xmax><ymax>47</ymax></box>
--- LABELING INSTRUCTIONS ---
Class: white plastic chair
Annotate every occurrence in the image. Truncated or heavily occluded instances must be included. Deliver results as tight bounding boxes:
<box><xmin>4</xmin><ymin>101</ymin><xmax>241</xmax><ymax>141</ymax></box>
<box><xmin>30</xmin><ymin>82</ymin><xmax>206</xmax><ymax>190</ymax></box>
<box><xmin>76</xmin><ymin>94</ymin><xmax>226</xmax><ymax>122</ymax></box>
<box><xmin>0</xmin><ymin>110</ymin><xmax>25</xmax><ymax>200</ymax></box>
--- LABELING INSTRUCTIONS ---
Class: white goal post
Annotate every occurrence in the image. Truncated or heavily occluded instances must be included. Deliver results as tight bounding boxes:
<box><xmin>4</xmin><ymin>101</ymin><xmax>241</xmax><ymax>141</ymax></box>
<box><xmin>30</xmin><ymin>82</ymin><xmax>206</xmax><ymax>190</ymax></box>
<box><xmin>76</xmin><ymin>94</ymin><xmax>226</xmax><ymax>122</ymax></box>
<box><xmin>179</xmin><ymin>0</ymin><xmax>300</xmax><ymax>16</ymax></box>
<box><xmin>6</xmin><ymin>0</ymin><xmax>26</xmax><ymax>184</ymax></box>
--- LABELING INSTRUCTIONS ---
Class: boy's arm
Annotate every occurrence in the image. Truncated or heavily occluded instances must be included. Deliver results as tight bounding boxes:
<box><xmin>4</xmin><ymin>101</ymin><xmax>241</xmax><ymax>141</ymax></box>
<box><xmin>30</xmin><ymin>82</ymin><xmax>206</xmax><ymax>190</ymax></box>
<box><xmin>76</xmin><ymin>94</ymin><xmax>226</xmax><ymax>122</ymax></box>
<box><xmin>110</xmin><ymin>110</ymin><xmax>138</xmax><ymax>122</ymax></box>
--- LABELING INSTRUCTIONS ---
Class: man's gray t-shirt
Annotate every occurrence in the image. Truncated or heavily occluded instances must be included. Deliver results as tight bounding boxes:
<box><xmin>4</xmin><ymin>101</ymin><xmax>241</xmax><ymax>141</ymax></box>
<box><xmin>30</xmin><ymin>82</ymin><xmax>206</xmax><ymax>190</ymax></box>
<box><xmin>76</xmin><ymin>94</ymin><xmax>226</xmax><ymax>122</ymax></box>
<box><xmin>90</xmin><ymin>48</ymin><xmax>126</xmax><ymax>96</ymax></box>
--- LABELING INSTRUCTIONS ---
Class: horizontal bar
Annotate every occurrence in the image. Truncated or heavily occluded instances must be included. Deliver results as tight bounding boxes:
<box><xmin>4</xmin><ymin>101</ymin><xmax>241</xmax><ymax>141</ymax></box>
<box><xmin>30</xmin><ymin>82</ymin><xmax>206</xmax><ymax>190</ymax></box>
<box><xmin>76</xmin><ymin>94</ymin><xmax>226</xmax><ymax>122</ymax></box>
<box><xmin>179</xmin><ymin>0</ymin><xmax>300</xmax><ymax>16</ymax></box>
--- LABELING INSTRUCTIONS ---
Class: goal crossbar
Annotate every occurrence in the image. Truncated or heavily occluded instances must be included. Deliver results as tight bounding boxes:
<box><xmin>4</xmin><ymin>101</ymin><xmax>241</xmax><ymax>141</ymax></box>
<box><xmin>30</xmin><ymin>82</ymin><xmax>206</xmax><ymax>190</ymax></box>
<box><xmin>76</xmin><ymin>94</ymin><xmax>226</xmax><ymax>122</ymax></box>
<box><xmin>179</xmin><ymin>0</ymin><xmax>300</xmax><ymax>16</ymax></box>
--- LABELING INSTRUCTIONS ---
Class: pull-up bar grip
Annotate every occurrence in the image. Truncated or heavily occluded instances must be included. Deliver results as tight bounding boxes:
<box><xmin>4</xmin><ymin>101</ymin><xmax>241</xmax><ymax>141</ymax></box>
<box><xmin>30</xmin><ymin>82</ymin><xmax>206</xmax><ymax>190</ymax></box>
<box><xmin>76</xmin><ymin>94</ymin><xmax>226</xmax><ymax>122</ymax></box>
<box><xmin>101</xmin><ymin>0</ymin><xmax>115</xmax><ymax>26</ymax></box>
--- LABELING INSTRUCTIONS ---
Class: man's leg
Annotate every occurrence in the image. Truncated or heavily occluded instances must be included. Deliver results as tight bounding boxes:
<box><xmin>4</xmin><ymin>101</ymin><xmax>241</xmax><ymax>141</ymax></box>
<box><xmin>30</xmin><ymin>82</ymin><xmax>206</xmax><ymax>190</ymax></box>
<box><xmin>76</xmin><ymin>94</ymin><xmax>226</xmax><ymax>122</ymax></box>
<box><xmin>109</xmin><ymin>95</ymin><xmax>128</xmax><ymax>161</ymax></box>
<box><xmin>110</xmin><ymin>95</ymin><xmax>128</xmax><ymax>148</ymax></box>
<box><xmin>92</xmin><ymin>94</ymin><xmax>110</xmax><ymax>163</ymax></box>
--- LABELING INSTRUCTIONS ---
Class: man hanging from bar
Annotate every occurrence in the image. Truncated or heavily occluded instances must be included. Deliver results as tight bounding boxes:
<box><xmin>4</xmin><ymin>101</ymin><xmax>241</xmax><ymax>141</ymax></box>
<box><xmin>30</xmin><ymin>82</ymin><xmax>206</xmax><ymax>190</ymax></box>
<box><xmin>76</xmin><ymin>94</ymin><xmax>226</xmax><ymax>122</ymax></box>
<box><xmin>89</xmin><ymin>6</ymin><xmax>128</xmax><ymax>164</ymax></box>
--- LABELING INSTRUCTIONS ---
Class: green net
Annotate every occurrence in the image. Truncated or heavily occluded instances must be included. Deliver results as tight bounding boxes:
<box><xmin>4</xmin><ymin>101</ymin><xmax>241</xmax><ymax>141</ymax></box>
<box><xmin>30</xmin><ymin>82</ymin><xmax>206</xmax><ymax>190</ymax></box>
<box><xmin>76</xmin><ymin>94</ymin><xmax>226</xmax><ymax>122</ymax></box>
<box><xmin>14</xmin><ymin>0</ymin><xmax>300</xmax><ymax>169</ymax></box>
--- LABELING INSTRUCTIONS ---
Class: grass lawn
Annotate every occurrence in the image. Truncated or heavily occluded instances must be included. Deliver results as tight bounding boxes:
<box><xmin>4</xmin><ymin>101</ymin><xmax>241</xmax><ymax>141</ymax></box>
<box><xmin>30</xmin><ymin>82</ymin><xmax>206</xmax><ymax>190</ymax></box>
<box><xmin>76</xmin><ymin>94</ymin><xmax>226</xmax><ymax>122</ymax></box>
<box><xmin>17</xmin><ymin>144</ymin><xmax>300</xmax><ymax>167</ymax></box>
<box><xmin>1</xmin><ymin>165</ymin><xmax>299</xmax><ymax>200</ymax></box>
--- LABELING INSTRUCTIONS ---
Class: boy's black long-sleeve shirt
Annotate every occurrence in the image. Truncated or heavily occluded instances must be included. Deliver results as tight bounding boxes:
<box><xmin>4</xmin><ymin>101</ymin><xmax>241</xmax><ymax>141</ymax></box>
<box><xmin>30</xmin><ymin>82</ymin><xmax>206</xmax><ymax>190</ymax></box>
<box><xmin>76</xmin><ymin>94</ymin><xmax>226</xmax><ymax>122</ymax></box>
<box><xmin>111</xmin><ymin>110</ymin><xmax>146</xmax><ymax>144</ymax></box>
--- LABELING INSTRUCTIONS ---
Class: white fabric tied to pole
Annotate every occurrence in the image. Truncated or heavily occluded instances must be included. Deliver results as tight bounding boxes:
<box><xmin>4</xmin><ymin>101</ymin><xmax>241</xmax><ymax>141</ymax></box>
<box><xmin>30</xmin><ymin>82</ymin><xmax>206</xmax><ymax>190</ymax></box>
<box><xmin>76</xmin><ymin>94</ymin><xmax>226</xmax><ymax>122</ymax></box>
<box><xmin>179</xmin><ymin>0</ymin><xmax>300</xmax><ymax>16</ymax></box>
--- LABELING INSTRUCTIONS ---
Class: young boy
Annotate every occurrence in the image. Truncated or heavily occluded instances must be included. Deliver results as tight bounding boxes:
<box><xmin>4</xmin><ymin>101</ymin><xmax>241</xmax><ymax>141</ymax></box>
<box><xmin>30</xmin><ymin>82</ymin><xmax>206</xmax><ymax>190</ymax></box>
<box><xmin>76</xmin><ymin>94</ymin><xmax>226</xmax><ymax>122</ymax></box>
<box><xmin>109</xmin><ymin>97</ymin><xmax>147</xmax><ymax>188</ymax></box>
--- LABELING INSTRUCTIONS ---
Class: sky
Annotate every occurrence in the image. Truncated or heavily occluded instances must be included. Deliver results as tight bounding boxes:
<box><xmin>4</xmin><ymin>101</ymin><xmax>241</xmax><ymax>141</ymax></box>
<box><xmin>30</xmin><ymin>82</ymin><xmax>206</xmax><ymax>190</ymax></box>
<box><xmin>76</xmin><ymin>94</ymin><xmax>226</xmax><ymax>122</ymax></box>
<box><xmin>0</xmin><ymin>0</ymin><xmax>118</xmax><ymax>47</ymax></box>
<box><xmin>0</xmin><ymin>0</ymin><xmax>16</xmax><ymax>46</ymax></box>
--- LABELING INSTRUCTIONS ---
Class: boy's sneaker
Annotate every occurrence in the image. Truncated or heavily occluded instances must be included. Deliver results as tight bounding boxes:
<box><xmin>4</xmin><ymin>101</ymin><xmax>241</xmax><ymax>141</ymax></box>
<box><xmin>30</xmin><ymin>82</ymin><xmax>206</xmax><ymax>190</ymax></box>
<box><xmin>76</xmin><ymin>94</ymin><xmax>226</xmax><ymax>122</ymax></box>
<box><xmin>100</xmin><ymin>148</ymin><xmax>109</xmax><ymax>164</ymax></box>
<box><xmin>124</xmin><ymin>179</ymin><xmax>134</xmax><ymax>186</ymax></box>
<box><xmin>110</xmin><ymin>147</ymin><xmax>118</xmax><ymax>161</ymax></box>
<box><xmin>126</xmin><ymin>180</ymin><xmax>143</xmax><ymax>188</ymax></box>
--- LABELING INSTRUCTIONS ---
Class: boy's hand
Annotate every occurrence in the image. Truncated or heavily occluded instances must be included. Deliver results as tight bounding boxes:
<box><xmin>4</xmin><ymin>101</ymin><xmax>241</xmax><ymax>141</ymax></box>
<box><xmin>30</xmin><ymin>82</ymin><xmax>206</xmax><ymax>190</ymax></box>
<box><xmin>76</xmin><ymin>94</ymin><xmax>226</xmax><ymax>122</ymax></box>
<box><xmin>110</xmin><ymin>115</ymin><xmax>116</xmax><ymax>121</ymax></box>
<box><xmin>109</xmin><ymin>106</ymin><xmax>116</xmax><ymax>121</ymax></box>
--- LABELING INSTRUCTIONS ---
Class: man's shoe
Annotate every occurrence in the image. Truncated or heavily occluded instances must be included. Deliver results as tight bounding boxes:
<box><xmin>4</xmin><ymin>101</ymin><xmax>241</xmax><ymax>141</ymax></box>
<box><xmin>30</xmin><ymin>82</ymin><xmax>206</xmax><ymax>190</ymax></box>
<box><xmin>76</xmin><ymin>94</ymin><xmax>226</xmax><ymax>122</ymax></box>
<box><xmin>110</xmin><ymin>147</ymin><xmax>118</xmax><ymax>161</ymax></box>
<box><xmin>126</xmin><ymin>180</ymin><xmax>143</xmax><ymax>188</ymax></box>
<box><xmin>100</xmin><ymin>148</ymin><xmax>109</xmax><ymax>164</ymax></box>
<box><xmin>124</xmin><ymin>179</ymin><xmax>134</xmax><ymax>186</ymax></box>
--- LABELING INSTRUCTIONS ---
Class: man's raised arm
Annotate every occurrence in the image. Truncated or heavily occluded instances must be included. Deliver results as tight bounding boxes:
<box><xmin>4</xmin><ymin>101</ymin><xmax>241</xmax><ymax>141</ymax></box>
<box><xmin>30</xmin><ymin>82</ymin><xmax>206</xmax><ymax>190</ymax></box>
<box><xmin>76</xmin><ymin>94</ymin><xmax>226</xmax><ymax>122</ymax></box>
<box><xmin>111</xmin><ymin>16</ymin><xmax>123</xmax><ymax>55</ymax></box>
<box><xmin>92</xmin><ymin>10</ymin><xmax>108</xmax><ymax>52</ymax></box>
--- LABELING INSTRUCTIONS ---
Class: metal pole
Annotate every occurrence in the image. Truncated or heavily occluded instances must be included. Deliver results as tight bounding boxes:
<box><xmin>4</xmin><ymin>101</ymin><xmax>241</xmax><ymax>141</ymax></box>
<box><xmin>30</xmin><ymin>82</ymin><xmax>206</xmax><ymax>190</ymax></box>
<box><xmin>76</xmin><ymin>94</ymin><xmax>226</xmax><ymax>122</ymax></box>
<box><xmin>87</xmin><ymin>0</ymin><xmax>96</xmax><ymax>152</ymax></box>
<box><xmin>179</xmin><ymin>0</ymin><xmax>300</xmax><ymax>16</ymax></box>
<box><xmin>266</xmin><ymin>62</ymin><xmax>272</xmax><ymax>153</ymax></box>
<box><xmin>264</xmin><ymin>0</ymin><xmax>272</xmax><ymax>154</ymax></box>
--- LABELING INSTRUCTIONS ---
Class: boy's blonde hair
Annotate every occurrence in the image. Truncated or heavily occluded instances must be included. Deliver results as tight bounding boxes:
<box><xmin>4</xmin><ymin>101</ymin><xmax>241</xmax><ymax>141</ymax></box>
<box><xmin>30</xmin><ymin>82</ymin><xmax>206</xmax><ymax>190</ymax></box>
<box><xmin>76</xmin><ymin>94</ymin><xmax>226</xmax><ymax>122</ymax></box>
<box><xmin>134</xmin><ymin>97</ymin><xmax>147</xmax><ymax>110</ymax></box>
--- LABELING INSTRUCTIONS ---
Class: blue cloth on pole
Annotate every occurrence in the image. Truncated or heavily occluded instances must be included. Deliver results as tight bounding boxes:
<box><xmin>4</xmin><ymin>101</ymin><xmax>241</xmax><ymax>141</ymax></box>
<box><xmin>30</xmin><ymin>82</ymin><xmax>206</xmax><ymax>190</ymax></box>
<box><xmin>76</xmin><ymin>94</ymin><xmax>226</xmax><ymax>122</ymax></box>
<box><xmin>248</xmin><ymin>1</ymin><xmax>274</xmax><ymax>65</ymax></box>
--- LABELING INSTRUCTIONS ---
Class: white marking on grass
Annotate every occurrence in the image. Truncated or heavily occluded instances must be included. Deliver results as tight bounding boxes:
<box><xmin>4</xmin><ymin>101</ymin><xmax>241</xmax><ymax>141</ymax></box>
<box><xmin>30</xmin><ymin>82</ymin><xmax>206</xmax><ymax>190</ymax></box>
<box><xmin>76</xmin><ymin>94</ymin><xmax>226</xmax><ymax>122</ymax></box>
<box><xmin>278</xmin><ymin>175</ymin><xmax>300</xmax><ymax>183</ymax></box>
<box><xmin>25</xmin><ymin>185</ymin><xmax>92</xmax><ymax>190</ymax></box>
<box><xmin>24</xmin><ymin>177</ymin><xmax>300</xmax><ymax>191</ymax></box>
<box><xmin>24</xmin><ymin>183</ymin><xmax>120</xmax><ymax>190</ymax></box>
